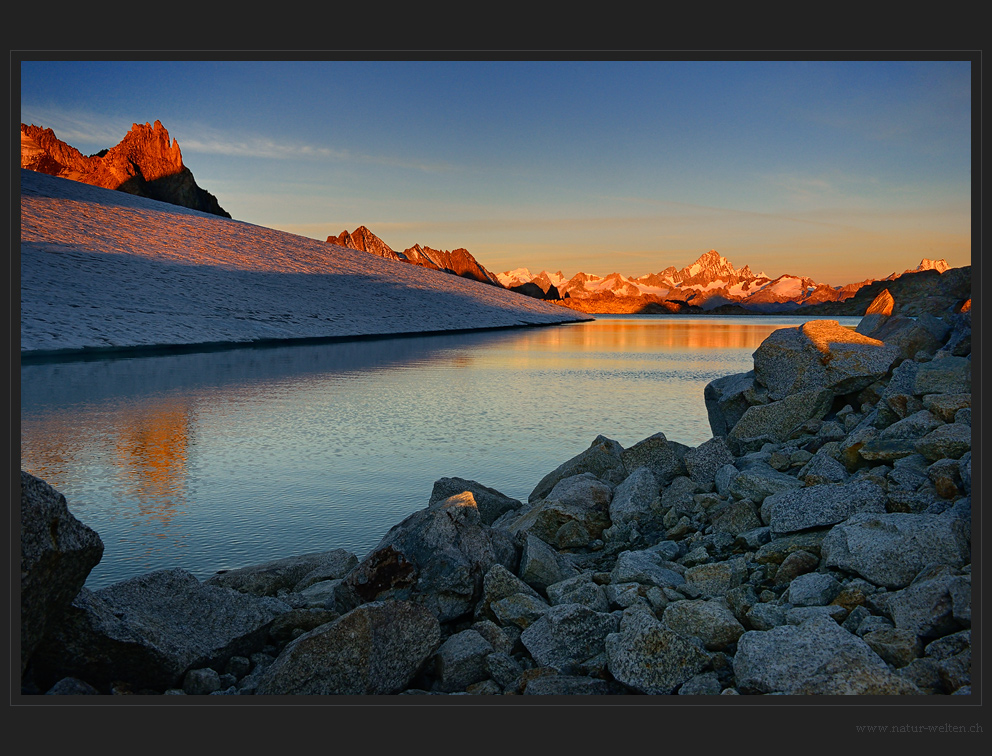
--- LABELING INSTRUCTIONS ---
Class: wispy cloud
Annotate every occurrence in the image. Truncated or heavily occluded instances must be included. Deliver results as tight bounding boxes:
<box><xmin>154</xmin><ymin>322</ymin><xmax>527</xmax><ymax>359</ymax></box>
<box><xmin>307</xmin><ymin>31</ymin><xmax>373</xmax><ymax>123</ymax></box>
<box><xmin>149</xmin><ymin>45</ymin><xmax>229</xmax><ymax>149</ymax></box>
<box><xmin>181</xmin><ymin>130</ymin><xmax>456</xmax><ymax>173</ymax></box>
<box><xmin>19</xmin><ymin>106</ymin><xmax>132</xmax><ymax>150</ymax></box>
<box><xmin>20</xmin><ymin>105</ymin><xmax>456</xmax><ymax>173</ymax></box>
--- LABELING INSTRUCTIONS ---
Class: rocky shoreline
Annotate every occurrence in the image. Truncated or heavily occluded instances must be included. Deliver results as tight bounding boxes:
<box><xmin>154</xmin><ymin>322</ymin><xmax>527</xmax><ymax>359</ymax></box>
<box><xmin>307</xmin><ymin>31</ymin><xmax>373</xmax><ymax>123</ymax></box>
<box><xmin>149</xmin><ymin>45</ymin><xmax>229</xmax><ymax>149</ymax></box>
<box><xmin>20</xmin><ymin>288</ymin><xmax>972</xmax><ymax>696</ymax></box>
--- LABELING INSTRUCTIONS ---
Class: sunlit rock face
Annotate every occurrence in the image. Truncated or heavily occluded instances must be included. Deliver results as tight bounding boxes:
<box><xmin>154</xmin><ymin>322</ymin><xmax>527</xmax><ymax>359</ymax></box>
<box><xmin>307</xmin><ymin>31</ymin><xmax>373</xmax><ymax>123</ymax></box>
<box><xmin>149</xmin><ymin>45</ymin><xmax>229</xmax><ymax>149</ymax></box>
<box><xmin>753</xmin><ymin>320</ymin><xmax>900</xmax><ymax>400</ymax></box>
<box><xmin>327</xmin><ymin>226</ymin><xmax>406</xmax><ymax>262</ymax></box>
<box><xmin>20</xmin><ymin>121</ymin><xmax>230</xmax><ymax>217</ymax></box>
<box><xmin>328</xmin><ymin>226</ymin><xmax>502</xmax><ymax>286</ymax></box>
<box><xmin>856</xmin><ymin>289</ymin><xmax>895</xmax><ymax>336</ymax></box>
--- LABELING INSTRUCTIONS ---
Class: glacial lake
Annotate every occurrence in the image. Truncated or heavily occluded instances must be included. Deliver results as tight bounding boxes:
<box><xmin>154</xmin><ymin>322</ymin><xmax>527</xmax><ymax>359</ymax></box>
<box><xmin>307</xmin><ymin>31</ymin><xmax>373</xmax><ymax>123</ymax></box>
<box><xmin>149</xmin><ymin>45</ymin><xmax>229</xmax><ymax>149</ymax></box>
<box><xmin>21</xmin><ymin>314</ymin><xmax>861</xmax><ymax>589</ymax></box>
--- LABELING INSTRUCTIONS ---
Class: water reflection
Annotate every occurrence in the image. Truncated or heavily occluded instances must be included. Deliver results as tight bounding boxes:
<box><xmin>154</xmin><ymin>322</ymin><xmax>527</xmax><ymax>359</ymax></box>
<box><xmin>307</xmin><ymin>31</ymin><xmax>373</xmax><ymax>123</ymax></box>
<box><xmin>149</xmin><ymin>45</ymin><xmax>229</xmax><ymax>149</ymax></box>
<box><xmin>111</xmin><ymin>398</ymin><xmax>193</xmax><ymax>522</ymax></box>
<box><xmin>21</xmin><ymin>315</ymin><xmax>860</xmax><ymax>588</ymax></box>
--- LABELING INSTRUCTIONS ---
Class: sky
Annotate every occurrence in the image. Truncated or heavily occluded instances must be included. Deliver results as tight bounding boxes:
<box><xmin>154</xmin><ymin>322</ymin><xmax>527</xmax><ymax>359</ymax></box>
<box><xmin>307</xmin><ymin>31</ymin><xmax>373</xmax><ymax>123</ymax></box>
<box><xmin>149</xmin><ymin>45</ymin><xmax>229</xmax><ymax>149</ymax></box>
<box><xmin>19</xmin><ymin>58</ymin><xmax>973</xmax><ymax>286</ymax></box>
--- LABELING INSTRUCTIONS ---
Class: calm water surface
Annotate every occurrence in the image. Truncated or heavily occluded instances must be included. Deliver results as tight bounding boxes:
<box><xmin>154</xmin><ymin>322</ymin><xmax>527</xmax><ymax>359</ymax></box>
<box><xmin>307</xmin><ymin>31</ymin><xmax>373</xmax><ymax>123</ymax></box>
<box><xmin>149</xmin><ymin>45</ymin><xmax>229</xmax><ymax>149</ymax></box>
<box><xmin>21</xmin><ymin>315</ymin><xmax>860</xmax><ymax>588</ymax></box>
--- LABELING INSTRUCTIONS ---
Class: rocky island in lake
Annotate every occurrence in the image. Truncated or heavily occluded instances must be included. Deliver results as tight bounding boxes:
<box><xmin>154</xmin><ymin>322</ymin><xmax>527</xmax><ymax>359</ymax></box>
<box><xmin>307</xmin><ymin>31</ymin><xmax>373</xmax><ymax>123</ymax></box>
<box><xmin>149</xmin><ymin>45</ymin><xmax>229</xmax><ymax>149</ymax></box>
<box><xmin>21</xmin><ymin>284</ymin><xmax>972</xmax><ymax>696</ymax></box>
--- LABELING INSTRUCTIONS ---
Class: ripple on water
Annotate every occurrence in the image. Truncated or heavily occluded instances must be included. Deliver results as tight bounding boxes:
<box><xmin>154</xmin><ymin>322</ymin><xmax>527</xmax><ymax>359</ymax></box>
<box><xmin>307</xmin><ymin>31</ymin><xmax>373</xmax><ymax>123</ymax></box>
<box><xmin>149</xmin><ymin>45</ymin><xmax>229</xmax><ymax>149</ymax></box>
<box><xmin>20</xmin><ymin>316</ymin><xmax>860</xmax><ymax>588</ymax></box>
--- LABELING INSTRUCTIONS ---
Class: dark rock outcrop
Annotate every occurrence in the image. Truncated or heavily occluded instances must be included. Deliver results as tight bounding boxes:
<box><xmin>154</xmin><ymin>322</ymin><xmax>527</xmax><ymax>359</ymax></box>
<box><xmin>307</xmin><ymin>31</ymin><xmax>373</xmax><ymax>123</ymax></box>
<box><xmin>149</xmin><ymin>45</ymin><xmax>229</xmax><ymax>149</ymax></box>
<box><xmin>30</xmin><ymin>568</ymin><xmax>289</xmax><ymax>691</ymax></box>
<box><xmin>20</xmin><ymin>471</ymin><xmax>104</xmax><ymax>677</ymax></box>
<box><xmin>334</xmin><ymin>492</ymin><xmax>520</xmax><ymax>622</ymax></box>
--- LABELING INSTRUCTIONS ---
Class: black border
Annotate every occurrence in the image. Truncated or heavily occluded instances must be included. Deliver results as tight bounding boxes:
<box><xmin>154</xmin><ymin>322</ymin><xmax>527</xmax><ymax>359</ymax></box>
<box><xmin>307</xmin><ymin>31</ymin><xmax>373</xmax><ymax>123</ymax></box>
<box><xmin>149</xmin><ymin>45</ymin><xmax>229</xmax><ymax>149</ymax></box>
<box><xmin>7</xmin><ymin>43</ymin><xmax>985</xmax><ymax>748</ymax></box>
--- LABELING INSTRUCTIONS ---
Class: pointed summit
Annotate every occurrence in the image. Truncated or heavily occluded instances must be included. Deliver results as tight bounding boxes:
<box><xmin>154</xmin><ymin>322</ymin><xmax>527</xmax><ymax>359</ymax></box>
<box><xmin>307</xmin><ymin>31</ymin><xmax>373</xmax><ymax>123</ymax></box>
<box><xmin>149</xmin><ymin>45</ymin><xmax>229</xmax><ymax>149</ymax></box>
<box><xmin>914</xmin><ymin>258</ymin><xmax>950</xmax><ymax>274</ymax></box>
<box><xmin>327</xmin><ymin>228</ymin><xmax>499</xmax><ymax>286</ymax></box>
<box><xmin>327</xmin><ymin>226</ymin><xmax>404</xmax><ymax>261</ymax></box>
<box><xmin>20</xmin><ymin>121</ymin><xmax>229</xmax><ymax>217</ymax></box>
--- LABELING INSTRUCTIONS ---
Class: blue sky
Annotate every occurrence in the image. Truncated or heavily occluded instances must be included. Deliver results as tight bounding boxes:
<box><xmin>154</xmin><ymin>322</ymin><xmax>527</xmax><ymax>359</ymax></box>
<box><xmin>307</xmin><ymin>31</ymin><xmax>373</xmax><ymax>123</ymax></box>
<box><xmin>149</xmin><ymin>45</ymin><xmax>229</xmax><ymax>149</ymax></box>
<box><xmin>20</xmin><ymin>59</ymin><xmax>972</xmax><ymax>285</ymax></box>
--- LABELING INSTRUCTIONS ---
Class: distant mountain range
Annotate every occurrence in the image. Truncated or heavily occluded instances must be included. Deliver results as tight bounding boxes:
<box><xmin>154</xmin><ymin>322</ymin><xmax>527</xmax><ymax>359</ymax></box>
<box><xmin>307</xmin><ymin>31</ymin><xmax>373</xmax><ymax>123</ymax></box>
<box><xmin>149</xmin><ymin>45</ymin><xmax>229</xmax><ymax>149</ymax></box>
<box><xmin>498</xmin><ymin>251</ymin><xmax>965</xmax><ymax>315</ymax></box>
<box><xmin>21</xmin><ymin>121</ymin><xmax>965</xmax><ymax>315</ymax></box>
<box><xmin>21</xmin><ymin>122</ymin><xmax>230</xmax><ymax>217</ymax></box>
<box><xmin>327</xmin><ymin>226</ymin><xmax>502</xmax><ymax>287</ymax></box>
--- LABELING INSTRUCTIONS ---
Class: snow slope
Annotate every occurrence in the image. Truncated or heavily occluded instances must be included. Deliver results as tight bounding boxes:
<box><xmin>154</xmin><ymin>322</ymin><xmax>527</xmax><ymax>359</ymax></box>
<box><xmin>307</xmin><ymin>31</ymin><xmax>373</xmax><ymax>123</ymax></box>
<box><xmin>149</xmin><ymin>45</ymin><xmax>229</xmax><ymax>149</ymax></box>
<box><xmin>20</xmin><ymin>170</ymin><xmax>591</xmax><ymax>355</ymax></box>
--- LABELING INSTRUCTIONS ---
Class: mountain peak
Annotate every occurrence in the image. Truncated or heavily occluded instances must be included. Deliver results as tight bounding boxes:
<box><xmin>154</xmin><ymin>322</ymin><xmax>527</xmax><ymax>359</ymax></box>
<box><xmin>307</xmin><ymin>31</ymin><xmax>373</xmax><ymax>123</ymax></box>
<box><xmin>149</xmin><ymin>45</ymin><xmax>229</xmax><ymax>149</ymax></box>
<box><xmin>915</xmin><ymin>258</ymin><xmax>950</xmax><ymax>274</ymax></box>
<box><xmin>327</xmin><ymin>226</ymin><xmax>402</xmax><ymax>261</ymax></box>
<box><xmin>328</xmin><ymin>227</ymin><xmax>500</xmax><ymax>286</ymax></box>
<box><xmin>20</xmin><ymin>121</ymin><xmax>229</xmax><ymax>217</ymax></box>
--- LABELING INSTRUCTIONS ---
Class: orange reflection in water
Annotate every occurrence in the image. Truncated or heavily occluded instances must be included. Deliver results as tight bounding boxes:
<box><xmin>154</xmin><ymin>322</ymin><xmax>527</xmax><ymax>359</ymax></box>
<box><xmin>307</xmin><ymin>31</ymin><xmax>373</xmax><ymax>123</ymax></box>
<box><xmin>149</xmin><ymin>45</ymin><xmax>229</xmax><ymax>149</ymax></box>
<box><xmin>553</xmin><ymin>319</ymin><xmax>792</xmax><ymax>352</ymax></box>
<box><xmin>22</xmin><ymin>396</ymin><xmax>194</xmax><ymax>529</ymax></box>
<box><xmin>489</xmin><ymin>320</ymin><xmax>796</xmax><ymax>370</ymax></box>
<box><xmin>112</xmin><ymin>399</ymin><xmax>193</xmax><ymax>524</ymax></box>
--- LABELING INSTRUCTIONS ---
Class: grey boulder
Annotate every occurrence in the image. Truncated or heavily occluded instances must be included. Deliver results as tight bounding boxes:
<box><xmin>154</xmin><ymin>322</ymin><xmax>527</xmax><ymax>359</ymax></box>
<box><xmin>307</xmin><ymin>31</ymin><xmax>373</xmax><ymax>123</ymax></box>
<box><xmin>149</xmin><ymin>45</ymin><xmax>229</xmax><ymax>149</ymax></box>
<box><xmin>520</xmin><ymin>603</ymin><xmax>619</xmax><ymax>669</ymax></box>
<box><xmin>735</xmin><ymin>615</ymin><xmax>892</xmax><ymax>694</ymax></box>
<box><xmin>429</xmin><ymin>477</ymin><xmax>522</xmax><ymax>525</ymax></box>
<box><xmin>31</xmin><ymin>568</ymin><xmax>289</xmax><ymax>691</ymax></box>
<box><xmin>605</xmin><ymin>616</ymin><xmax>709</xmax><ymax>694</ymax></box>
<box><xmin>620</xmin><ymin>432</ymin><xmax>690</xmax><ymax>487</ymax></box>
<box><xmin>204</xmin><ymin>549</ymin><xmax>358</xmax><ymax>596</ymax></box>
<box><xmin>821</xmin><ymin>513</ymin><xmax>970</xmax><ymax>589</ymax></box>
<box><xmin>254</xmin><ymin>600</ymin><xmax>440</xmax><ymax>695</ymax></box>
<box><xmin>529</xmin><ymin>435</ymin><xmax>627</xmax><ymax>502</ymax></box>
<box><xmin>335</xmin><ymin>492</ymin><xmax>518</xmax><ymax>622</ymax></box>
<box><xmin>767</xmin><ymin>480</ymin><xmax>887</xmax><ymax>535</ymax></box>
<box><xmin>752</xmin><ymin>320</ymin><xmax>899</xmax><ymax>399</ymax></box>
<box><xmin>728</xmin><ymin>388</ymin><xmax>833</xmax><ymax>448</ymax></box>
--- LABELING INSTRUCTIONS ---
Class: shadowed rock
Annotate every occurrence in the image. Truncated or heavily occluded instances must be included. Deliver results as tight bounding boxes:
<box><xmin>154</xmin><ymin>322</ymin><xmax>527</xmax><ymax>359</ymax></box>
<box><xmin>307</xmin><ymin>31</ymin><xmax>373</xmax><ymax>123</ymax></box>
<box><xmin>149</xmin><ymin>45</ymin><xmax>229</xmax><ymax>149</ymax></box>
<box><xmin>704</xmin><ymin>371</ymin><xmax>759</xmax><ymax>438</ymax></box>
<box><xmin>620</xmin><ymin>432</ymin><xmax>690</xmax><ymax>487</ymax></box>
<box><xmin>662</xmin><ymin>598</ymin><xmax>745</xmax><ymax>651</ymax></box>
<box><xmin>204</xmin><ymin>549</ymin><xmax>358</xmax><ymax>596</ymax></box>
<box><xmin>821</xmin><ymin>513</ymin><xmax>970</xmax><ymax>589</ymax></box>
<box><xmin>432</xmin><ymin>629</ymin><xmax>495</xmax><ymax>693</ymax></box>
<box><xmin>529</xmin><ymin>436</ymin><xmax>627</xmax><ymax>502</ymax></box>
<box><xmin>505</xmin><ymin>473</ymin><xmax>613</xmax><ymax>548</ymax></box>
<box><xmin>684</xmin><ymin>437</ymin><xmax>735</xmax><ymax>489</ymax></box>
<box><xmin>912</xmin><ymin>356</ymin><xmax>971</xmax><ymax>396</ymax></box>
<box><xmin>735</xmin><ymin>616</ymin><xmax>892</xmax><ymax>694</ymax></box>
<box><xmin>254</xmin><ymin>600</ymin><xmax>440</xmax><ymax>695</ymax></box>
<box><xmin>605</xmin><ymin>616</ymin><xmax>709</xmax><ymax>694</ymax></box>
<box><xmin>790</xmin><ymin>649</ymin><xmax>923</xmax><ymax>694</ymax></box>
<box><xmin>886</xmin><ymin>570</ymin><xmax>970</xmax><ymax>639</ymax></box>
<box><xmin>608</xmin><ymin>466</ymin><xmax>662</xmax><ymax>531</ymax></box>
<box><xmin>335</xmin><ymin>492</ymin><xmax>519</xmax><ymax>623</ymax></box>
<box><xmin>20</xmin><ymin>471</ymin><xmax>104</xmax><ymax>678</ymax></box>
<box><xmin>31</xmin><ymin>568</ymin><xmax>289</xmax><ymax>691</ymax></box>
<box><xmin>521</xmin><ymin>603</ymin><xmax>619</xmax><ymax>669</ymax></box>
<box><xmin>429</xmin><ymin>477</ymin><xmax>522</xmax><ymax>525</ymax></box>
<box><xmin>766</xmin><ymin>480</ymin><xmax>887</xmax><ymax>535</ymax></box>
<box><xmin>518</xmin><ymin>533</ymin><xmax>581</xmax><ymax>594</ymax></box>
<box><xmin>728</xmin><ymin>388</ymin><xmax>834</xmax><ymax>453</ymax></box>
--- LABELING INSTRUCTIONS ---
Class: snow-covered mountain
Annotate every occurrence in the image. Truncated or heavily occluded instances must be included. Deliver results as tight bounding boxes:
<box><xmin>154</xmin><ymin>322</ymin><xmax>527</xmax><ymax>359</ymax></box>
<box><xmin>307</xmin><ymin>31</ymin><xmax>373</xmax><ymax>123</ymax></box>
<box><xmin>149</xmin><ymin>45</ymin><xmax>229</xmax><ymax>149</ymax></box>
<box><xmin>885</xmin><ymin>258</ymin><xmax>951</xmax><ymax>280</ymax></box>
<box><xmin>501</xmin><ymin>250</ymin><xmax>955</xmax><ymax>314</ymax></box>
<box><xmin>497</xmin><ymin>268</ymin><xmax>566</xmax><ymax>290</ymax></box>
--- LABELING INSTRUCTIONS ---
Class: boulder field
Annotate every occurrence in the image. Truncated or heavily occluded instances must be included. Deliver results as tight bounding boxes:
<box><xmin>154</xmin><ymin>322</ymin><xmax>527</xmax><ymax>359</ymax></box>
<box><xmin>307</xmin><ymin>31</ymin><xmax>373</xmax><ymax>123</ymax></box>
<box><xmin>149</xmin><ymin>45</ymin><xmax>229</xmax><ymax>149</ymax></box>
<box><xmin>20</xmin><ymin>291</ymin><xmax>972</xmax><ymax>696</ymax></box>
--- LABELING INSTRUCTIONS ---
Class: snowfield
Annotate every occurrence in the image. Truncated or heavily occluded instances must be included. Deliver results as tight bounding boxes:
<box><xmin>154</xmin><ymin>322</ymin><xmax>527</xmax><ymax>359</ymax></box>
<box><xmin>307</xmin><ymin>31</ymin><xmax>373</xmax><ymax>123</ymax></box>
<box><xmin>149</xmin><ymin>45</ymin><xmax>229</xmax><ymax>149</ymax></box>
<box><xmin>20</xmin><ymin>171</ymin><xmax>591</xmax><ymax>356</ymax></box>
